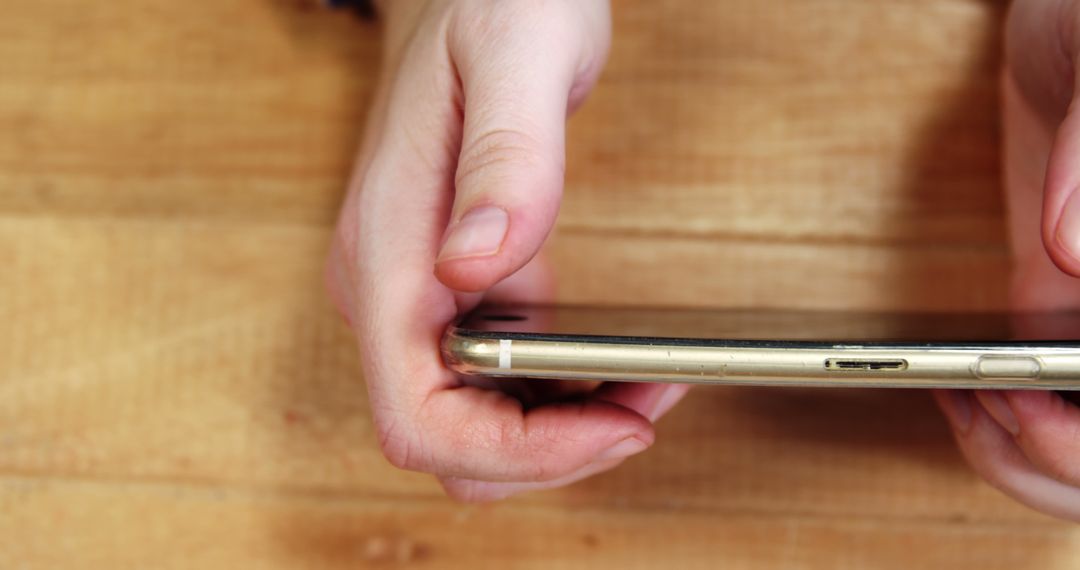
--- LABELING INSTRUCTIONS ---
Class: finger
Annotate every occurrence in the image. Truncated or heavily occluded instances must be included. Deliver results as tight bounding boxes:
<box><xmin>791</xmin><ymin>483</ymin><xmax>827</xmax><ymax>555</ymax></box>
<box><xmin>1002</xmin><ymin>70</ymin><xmax>1080</xmax><ymax>310</ymax></box>
<box><xmin>440</xmin><ymin>457</ymin><xmax>624</xmax><ymax>503</ymax></box>
<box><xmin>1007</xmin><ymin>0</ymin><xmax>1080</xmax><ymax>275</ymax></box>
<box><xmin>408</xmin><ymin>382</ymin><xmax>688</xmax><ymax>484</ymax></box>
<box><xmin>975</xmin><ymin>390</ymin><xmax>1080</xmax><ymax>488</ymax></box>
<box><xmin>398</xmin><ymin>388</ymin><xmax>652</xmax><ymax>482</ymax></box>
<box><xmin>436</xmin><ymin>382</ymin><xmax>691</xmax><ymax>502</ymax></box>
<box><xmin>434</xmin><ymin>1</ymin><xmax>610</xmax><ymax>292</ymax></box>
<box><xmin>408</xmin><ymin>366</ymin><xmax>681</xmax><ymax>484</ymax></box>
<box><xmin>1039</xmin><ymin>97</ymin><xmax>1080</xmax><ymax>276</ymax></box>
<box><xmin>347</xmin><ymin>19</ymin><xmax>474</xmax><ymax>405</ymax></box>
<box><xmin>934</xmin><ymin>390</ymin><xmax>1080</xmax><ymax>522</ymax></box>
<box><xmin>595</xmin><ymin>382</ymin><xmax>693</xmax><ymax>423</ymax></box>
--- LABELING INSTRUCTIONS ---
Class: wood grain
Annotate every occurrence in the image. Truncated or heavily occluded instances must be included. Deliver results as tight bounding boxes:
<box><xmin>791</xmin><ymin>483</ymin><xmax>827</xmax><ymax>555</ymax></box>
<box><xmin>4</xmin><ymin>478</ymin><xmax>1078</xmax><ymax>570</ymax></box>
<box><xmin>3</xmin><ymin>0</ymin><xmax>1075</xmax><ymax>567</ymax></box>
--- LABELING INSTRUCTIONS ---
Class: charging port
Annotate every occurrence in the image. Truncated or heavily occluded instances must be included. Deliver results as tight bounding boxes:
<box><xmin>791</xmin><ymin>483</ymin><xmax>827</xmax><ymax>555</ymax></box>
<box><xmin>825</xmin><ymin>358</ymin><xmax>908</xmax><ymax>372</ymax></box>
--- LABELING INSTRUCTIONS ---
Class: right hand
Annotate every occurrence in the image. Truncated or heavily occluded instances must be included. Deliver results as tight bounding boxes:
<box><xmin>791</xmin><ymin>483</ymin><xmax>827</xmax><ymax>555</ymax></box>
<box><xmin>933</xmin><ymin>0</ymin><xmax>1080</xmax><ymax>522</ymax></box>
<box><xmin>325</xmin><ymin>0</ymin><xmax>691</xmax><ymax>502</ymax></box>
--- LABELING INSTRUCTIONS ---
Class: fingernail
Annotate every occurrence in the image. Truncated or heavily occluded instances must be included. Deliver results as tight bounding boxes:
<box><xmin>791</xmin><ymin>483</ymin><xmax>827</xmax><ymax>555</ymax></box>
<box><xmin>938</xmin><ymin>390</ymin><xmax>973</xmax><ymax>434</ymax></box>
<box><xmin>975</xmin><ymin>390</ymin><xmax>1020</xmax><ymax>436</ymax></box>
<box><xmin>1054</xmin><ymin>188</ymin><xmax>1080</xmax><ymax>263</ymax></box>
<box><xmin>597</xmin><ymin>436</ymin><xmax>650</xmax><ymax>462</ymax></box>
<box><xmin>437</xmin><ymin>206</ymin><xmax>509</xmax><ymax>262</ymax></box>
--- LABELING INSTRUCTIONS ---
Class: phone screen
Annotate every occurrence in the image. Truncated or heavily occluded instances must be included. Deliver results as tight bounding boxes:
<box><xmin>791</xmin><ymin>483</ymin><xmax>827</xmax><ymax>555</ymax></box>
<box><xmin>457</xmin><ymin>305</ymin><xmax>1080</xmax><ymax>345</ymax></box>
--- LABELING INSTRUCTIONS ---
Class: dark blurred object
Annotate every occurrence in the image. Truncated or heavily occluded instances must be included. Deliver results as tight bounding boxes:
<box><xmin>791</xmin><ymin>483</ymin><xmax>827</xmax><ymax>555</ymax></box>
<box><xmin>1061</xmin><ymin>392</ymin><xmax>1080</xmax><ymax>406</ymax></box>
<box><xmin>325</xmin><ymin>0</ymin><xmax>376</xmax><ymax>18</ymax></box>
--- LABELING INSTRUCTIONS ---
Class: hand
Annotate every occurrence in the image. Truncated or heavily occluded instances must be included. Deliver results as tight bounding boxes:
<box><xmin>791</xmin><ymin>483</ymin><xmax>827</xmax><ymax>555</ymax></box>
<box><xmin>325</xmin><ymin>0</ymin><xmax>689</xmax><ymax>501</ymax></box>
<box><xmin>934</xmin><ymin>0</ymin><xmax>1080</xmax><ymax>521</ymax></box>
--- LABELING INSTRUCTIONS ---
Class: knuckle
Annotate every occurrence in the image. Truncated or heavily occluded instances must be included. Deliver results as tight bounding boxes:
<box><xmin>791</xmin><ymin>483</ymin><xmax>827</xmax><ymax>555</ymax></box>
<box><xmin>455</xmin><ymin>127</ymin><xmax>556</xmax><ymax>191</ymax></box>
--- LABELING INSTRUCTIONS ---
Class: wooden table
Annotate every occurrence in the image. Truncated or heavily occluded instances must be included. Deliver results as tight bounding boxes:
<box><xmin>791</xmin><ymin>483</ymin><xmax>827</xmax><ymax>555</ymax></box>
<box><xmin>3</xmin><ymin>0</ymin><xmax>1077</xmax><ymax>567</ymax></box>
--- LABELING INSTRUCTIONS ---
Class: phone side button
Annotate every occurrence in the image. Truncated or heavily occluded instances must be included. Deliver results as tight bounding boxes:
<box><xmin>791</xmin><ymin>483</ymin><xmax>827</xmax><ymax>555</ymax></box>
<box><xmin>974</xmin><ymin>356</ymin><xmax>1042</xmax><ymax>380</ymax></box>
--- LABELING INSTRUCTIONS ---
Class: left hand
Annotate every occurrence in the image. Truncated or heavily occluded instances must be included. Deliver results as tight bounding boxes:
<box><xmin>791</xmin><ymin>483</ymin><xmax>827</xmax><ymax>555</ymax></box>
<box><xmin>934</xmin><ymin>0</ymin><xmax>1080</xmax><ymax>521</ymax></box>
<box><xmin>324</xmin><ymin>0</ymin><xmax>690</xmax><ymax>503</ymax></box>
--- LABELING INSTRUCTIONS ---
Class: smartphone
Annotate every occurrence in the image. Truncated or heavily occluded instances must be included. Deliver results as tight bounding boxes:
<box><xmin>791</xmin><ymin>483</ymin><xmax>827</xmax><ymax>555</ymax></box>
<box><xmin>441</xmin><ymin>304</ymin><xmax>1080</xmax><ymax>389</ymax></box>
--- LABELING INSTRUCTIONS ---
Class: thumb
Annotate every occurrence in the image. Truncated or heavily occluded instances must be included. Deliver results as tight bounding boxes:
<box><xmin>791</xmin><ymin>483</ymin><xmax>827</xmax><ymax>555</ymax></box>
<box><xmin>434</xmin><ymin>5</ymin><xmax>608</xmax><ymax>292</ymax></box>
<box><xmin>1041</xmin><ymin>96</ymin><xmax>1080</xmax><ymax>275</ymax></box>
<box><xmin>1020</xmin><ymin>2</ymin><xmax>1080</xmax><ymax>276</ymax></box>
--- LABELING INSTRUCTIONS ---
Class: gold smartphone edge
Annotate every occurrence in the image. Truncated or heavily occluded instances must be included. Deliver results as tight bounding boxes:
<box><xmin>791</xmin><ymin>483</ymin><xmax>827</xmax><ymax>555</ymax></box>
<box><xmin>442</xmin><ymin>328</ymin><xmax>1080</xmax><ymax>389</ymax></box>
